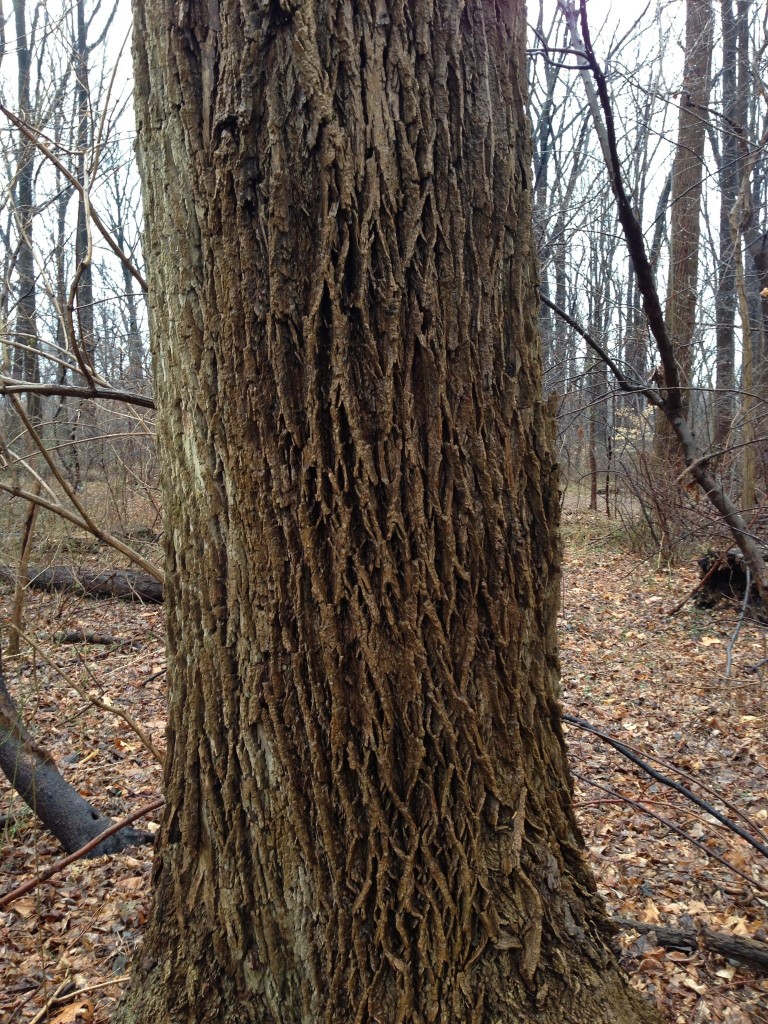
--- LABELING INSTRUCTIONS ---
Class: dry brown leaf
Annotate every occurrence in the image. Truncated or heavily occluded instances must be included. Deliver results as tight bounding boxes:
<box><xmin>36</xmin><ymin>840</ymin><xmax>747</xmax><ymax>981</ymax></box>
<box><xmin>50</xmin><ymin>999</ymin><xmax>94</xmax><ymax>1024</ymax></box>
<box><xmin>683</xmin><ymin>977</ymin><xmax>708</xmax><ymax>995</ymax></box>
<box><xmin>722</xmin><ymin>916</ymin><xmax>751</xmax><ymax>937</ymax></box>
<box><xmin>642</xmin><ymin>899</ymin><xmax>661</xmax><ymax>924</ymax></box>
<box><xmin>11</xmin><ymin>897</ymin><xmax>38</xmax><ymax>919</ymax></box>
<box><xmin>716</xmin><ymin>966</ymin><xmax>737</xmax><ymax>981</ymax></box>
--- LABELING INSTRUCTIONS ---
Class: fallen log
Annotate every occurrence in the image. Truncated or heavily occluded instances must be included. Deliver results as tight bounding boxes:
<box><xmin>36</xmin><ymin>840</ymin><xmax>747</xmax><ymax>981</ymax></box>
<box><xmin>53</xmin><ymin>629</ymin><xmax>122</xmax><ymax>645</ymax></box>
<box><xmin>614</xmin><ymin>916</ymin><xmax>768</xmax><ymax>974</ymax></box>
<box><xmin>0</xmin><ymin>565</ymin><xmax>163</xmax><ymax>603</ymax></box>
<box><xmin>0</xmin><ymin>673</ymin><xmax>153</xmax><ymax>857</ymax></box>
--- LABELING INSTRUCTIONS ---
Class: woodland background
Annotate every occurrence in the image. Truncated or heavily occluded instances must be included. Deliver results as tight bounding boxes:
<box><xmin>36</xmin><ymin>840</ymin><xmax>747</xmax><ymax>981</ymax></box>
<box><xmin>0</xmin><ymin>1</ymin><xmax>766</xmax><ymax>1021</ymax></box>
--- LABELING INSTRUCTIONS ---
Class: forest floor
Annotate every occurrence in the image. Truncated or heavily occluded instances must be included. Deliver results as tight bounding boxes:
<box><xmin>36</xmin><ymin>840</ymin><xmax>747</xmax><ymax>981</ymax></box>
<box><xmin>0</xmin><ymin>506</ymin><xmax>767</xmax><ymax>1024</ymax></box>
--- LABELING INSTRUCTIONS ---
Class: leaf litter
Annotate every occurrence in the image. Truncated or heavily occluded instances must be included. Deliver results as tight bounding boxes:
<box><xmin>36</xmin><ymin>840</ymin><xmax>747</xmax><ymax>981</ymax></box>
<box><xmin>560</xmin><ymin>509</ymin><xmax>767</xmax><ymax>1023</ymax></box>
<box><xmin>0</xmin><ymin>510</ymin><xmax>766</xmax><ymax>1022</ymax></box>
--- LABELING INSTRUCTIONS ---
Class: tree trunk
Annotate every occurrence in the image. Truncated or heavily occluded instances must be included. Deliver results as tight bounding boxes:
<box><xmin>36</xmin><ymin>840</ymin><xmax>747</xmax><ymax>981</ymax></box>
<box><xmin>119</xmin><ymin>3</ymin><xmax>660</xmax><ymax>1023</ymax></box>
<box><xmin>12</xmin><ymin>0</ymin><xmax>40</xmax><ymax>424</ymax></box>
<box><xmin>713</xmin><ymin>0</ymin><xmax>741</xmax><ymax>447</ymax></box>
<box><xmin>70</xmin><ymin>0</ymin><xmax>97</xmax><ymax>471</ymax></box>
<box><xmin>51</xmin><ymin>104</ymin><xmax>80</xmax><ymax>485</ymax></box>
<box><xmin>656</xmin><ymin>0</ymin><xmax>712</xmax><ymax>452</ymax></box>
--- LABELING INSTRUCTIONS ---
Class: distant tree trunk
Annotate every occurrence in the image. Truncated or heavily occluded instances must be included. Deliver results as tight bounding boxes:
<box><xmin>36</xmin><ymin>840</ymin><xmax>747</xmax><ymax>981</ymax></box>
<box><xmin>746</xmin><ymin>249</ymin><xmax>768</xmax><ymax>500</ymax></box>
<box><xmin>589</xmin><ymin>387</ymin><xmax>599</xmax><ymax>511</ymax></box>
<box><xmin>74</xmin><ymin>0</ymin><xmax>94</xmax><ymax>375</ymax></box>
<box><xmin>551</xmin><ymin>118</ymin><xmax>588</xmax><ymax>396</ymax></box>
<box><xmin>121</xmin><ymin>255</ymin><xmax>144</xmax><ymax>384</ymax></box>
<box><xmin>11</xmin><ymin>0</ymin><xmax>40</xmax><ymax>425</ymax></box>
<box><xmin>625</xmin><ymin>115</ymin><xmax>670</xmax><ymax>417</ymax></box>
<box><xmin>748</xmin><ymin>234</ymin><xmax>768</xmax><ymax>339</ymax></box>
<box><xmin>71</xmin><ymin>0</ymin><xmax>96</xmax><ymax>483</ymax></box>
<box><xmin>50</xmin><ymin>100</ymin><xmax>81</xmax><ymax>485</ymax></box>
<box><xmin>624</xmin><ymin>272</ymin><xmax>647</xmax><ymax>414</ymax></box>
<box><xmin>532</xmin><ymin>15</ymin><xmax>560</xmax><ymax>375</ymax></box>
<box><xmin>553</xmin><ymin>212</ymin><xmax>569</xmax><ymax>372</ymax></box>
<box><xmin>110</xmin><ymin>181</ymin><xmax>145</xmax><ymax>384</ymax></box>
<box><xmin>9</xmin><ymin>0</ymin><xmax>41</xmax><ymax>658</ymax></box>
<box><xmin>119</xmin><ymin>4</ymin><xmax>660</xmax><ymax>1023</ymax></box>
<box><xmin>740</xmin><ymin>289</ymin><xmax>756</xmax><ymax>512</ymax></box>
<box><xmin>584</xmin><ymin>208</ymin><xmax>613</xmax><ymax>516</ymax></box>
<box><xmin>657</xmin><ymin>0</ymin><xmax>712</xmax><ymax>449</ymax></box>
<box><xmin>713</xmin><ymin>0</ymin><xmax>742</xmax><ymax>447</ymax></box>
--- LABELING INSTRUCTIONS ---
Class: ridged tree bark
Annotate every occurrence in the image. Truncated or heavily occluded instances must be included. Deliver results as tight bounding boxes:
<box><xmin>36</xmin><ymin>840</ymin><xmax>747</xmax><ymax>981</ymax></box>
<box><xmin>119</xmin><ymin>3</ymin><xmax>660</xmax><ymax>1023</ymax></box>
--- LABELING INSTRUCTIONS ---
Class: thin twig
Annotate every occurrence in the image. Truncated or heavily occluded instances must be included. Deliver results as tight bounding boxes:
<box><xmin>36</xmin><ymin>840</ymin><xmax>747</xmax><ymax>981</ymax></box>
<box><xmin>540</xmin><ymin>293</ymin><xmax>661</xmax><ymax>405</ymax></box>
<box><xmin>564</xmin><ymin>713</ymin><xmax>768</xmax><ymax>855</ymax></box>
<box><xmin>572</xmin><ymin>770</ymin><xmax>767</xmax><ymax>892</ymax></box>
<box><xmin>0</xmin><ymin>377</ymin><xmax>154</xmax><ymax>409</ymax></box>
<box><xmin>11</xmin><ymin>625</ymin><xmax>165</xmax><ymax>764</ymax></box>
<box><xmin>0</xmin><ymin>798</ymin><xmax>164</xmax><ymax>909</ymax></box>
<box><xmin>0</xmin><ymin>101</ymin><xmax>147</xmax><ymax>292</ymax></box>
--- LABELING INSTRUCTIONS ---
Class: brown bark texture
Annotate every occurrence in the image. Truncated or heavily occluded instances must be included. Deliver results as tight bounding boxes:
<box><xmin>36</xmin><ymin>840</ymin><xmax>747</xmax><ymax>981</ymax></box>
<box><xmin>120</xmin><ymin>3</ymin><xmax>660</xmax><ymax>1023</ymax></box>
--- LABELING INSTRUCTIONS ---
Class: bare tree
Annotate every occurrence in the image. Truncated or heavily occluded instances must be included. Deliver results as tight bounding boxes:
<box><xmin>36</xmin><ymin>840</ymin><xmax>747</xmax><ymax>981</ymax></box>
<box><xmin>543</xmin><ymin>0</ymin><xmax>768</xmax><ymax>593</ymax></box>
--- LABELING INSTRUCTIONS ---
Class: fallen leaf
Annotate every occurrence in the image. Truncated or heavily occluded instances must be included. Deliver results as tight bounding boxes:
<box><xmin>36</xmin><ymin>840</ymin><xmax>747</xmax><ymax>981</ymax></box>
<box><xmin>642</xmin><ymin>899</ymin><xmax>661</xmax><ymax>924</ymax></box>
<box><xmin>715</xmin><ymin>965</ymin><xmax>737</xmax><ymax>980</ymax></box>
<box><xmin>683</xmin><ymin>977</ymin><xmax>708</xmax><ymax>995</ymax></box>
<box><xmin>50</xmin><ymin>1000</ymin><xmax>94</xmax><ymax>1024</ymax></box>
